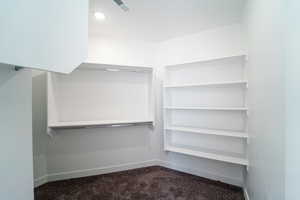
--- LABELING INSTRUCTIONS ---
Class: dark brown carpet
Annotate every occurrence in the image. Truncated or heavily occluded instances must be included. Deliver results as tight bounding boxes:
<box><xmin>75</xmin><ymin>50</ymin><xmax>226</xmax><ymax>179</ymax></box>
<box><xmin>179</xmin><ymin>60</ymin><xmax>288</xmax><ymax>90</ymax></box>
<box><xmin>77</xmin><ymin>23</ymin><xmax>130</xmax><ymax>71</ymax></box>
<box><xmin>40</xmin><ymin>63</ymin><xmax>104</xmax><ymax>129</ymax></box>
<box><xmin>35</xmin><ymin>166</ymin><xmax>244</xmax><ymax>200</ymax></box>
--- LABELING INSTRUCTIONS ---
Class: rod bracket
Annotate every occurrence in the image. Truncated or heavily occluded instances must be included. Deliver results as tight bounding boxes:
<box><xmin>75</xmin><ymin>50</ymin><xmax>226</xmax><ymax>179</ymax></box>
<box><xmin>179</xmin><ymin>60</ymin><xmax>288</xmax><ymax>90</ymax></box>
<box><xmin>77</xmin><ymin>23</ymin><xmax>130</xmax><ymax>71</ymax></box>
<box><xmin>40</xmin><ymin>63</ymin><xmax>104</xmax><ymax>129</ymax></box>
<box><xmin>14</xmin><ymin>66</ymin><xmax>24</xmax><ymax>71</ymax></box>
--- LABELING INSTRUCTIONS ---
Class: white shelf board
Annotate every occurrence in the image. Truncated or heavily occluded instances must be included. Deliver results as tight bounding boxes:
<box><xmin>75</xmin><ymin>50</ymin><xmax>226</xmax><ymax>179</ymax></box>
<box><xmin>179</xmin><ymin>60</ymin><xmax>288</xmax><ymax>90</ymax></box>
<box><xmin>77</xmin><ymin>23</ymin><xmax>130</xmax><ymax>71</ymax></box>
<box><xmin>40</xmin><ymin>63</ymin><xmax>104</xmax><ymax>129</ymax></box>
<box><xmin>165</xmin><ymin>54</ymin><xmax>247</xmax><ymax>68</ymax></box>
<box><xmin>164</xmin><ymin>80</ymin><xmax>248</xmax><ymax>88</ymax></box>
<box><xmin>165</xmin><ymin>145</ymin><xmax>248</xmax><ymax>166</ymax></box>
<box><xmin>164</xmin><ymin>106</ymin><xmax>248</xmax><ymax>111</ymax></box>
<box><xmin>165</xmin><ymin>126</ymin><xmax>248</xmax><ymax>138</ymax></box>
<box><xmin>78</xmin><ymin>62</ymin><xmax>153</xmax><ymax>73</ymax></box>
<box><xmin>49</xmin><ymin>119</ymin><xmax>154</xmax><ymax>129</ymax></box>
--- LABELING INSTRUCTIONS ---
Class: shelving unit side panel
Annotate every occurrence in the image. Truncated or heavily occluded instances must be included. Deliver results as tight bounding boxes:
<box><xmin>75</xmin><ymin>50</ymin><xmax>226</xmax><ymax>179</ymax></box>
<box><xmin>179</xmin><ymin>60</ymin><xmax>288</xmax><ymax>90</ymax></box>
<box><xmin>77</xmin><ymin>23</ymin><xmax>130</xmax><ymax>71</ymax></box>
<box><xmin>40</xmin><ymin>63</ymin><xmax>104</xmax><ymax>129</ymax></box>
<box><xmin>47</xmin><ymin>73</ymin><xmax>59</xmax><ymax>125</ymax></box>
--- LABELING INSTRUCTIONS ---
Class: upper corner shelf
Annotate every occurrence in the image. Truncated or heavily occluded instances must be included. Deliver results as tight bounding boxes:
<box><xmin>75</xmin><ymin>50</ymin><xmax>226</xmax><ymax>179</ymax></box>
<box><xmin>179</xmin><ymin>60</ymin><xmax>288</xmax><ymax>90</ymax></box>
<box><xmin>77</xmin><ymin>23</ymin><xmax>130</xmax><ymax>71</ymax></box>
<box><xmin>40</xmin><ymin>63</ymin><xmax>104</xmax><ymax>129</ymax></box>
<box><xmin>164</xmin><ymin>80</ymin><xmax>248</xmax><ymax>88</ymax></box>
<box><xmin>165</xmin><ymin>53</ymin><xmax>247</xmax><ymax>68</ymax></box>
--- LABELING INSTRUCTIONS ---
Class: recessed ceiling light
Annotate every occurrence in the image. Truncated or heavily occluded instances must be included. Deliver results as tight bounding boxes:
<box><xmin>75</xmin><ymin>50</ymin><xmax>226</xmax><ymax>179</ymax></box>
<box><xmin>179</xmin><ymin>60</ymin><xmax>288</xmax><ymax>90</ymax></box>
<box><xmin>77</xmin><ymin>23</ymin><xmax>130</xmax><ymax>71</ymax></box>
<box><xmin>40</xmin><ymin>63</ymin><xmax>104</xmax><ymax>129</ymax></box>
<box><xmin>94</xmin><ymin>12</ymin><xmax>106</xmax><ymax>21</ymax></box>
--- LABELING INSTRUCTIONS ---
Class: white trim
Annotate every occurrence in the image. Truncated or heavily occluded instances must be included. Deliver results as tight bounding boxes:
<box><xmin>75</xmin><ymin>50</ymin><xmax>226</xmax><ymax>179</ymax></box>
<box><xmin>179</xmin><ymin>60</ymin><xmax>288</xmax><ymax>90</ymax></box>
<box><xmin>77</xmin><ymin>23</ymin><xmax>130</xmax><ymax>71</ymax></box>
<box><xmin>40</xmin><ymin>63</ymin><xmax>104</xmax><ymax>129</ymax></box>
<box><xmin>244</xmin><ymin>188</ymin><xmax>250</xmax><ymax>200</ymax></box>
<box><xmin>46</xmin><ymin>160</ymin><xmax>161</xmax><ymax>183</ymax></box>
<box><xmin>34</xmin><ymin>159</ymin><xmax>243</xmax><ymax>188</ymax></box>
<box><xmin>34</xmin><ymin>175</ymin><xmax>48</xmax><ymax>187</ymax></box>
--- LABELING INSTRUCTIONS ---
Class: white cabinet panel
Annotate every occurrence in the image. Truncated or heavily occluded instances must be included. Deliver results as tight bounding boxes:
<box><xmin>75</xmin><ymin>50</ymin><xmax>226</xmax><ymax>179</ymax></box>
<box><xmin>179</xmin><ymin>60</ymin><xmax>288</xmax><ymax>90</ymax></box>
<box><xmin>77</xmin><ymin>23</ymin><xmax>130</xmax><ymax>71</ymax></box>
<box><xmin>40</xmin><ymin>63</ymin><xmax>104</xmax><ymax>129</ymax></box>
<box><xmin>0</xmin><ymin>0</ymin><xmax>88</xmax><ymax>73</ymax></box>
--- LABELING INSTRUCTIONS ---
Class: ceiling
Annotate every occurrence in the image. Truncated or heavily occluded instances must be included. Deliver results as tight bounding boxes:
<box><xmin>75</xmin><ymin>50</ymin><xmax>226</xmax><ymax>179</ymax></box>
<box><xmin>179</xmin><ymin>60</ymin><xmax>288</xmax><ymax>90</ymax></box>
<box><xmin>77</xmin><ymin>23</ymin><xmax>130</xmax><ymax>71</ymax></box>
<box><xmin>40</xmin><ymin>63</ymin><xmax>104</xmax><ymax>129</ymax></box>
<box><xmin>89</xmin><ymin>0</ymin><xmax>245</xmax><ymax>42</ymax></box>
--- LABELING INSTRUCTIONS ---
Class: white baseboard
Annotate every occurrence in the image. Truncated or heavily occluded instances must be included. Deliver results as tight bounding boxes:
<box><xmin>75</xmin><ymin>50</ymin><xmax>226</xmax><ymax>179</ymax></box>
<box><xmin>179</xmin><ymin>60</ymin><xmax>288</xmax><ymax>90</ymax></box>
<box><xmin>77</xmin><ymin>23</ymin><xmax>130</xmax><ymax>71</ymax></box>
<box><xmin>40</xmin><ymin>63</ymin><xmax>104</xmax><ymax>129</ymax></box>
<box><xmin>160</xmin><ymin>161</ymin><xmax>243</xmax><ymax>187</ymax></box>
<box><xmin>244</xmin><ymin>188</ymin><xmax>250</xmax><ymax>200</ymax></box>
<box><xmin>35</xmin><ymin>159</ymin><xmax>161</xmax><ymax>187</ymax></box>
<box><xmin>34</xmin><ymin>175</ymin><xmax>48</xmax><ymax>187</ymax></box>
<box><xmin>35</xmin><ymin>159</ymin><xmax>243</xmax><ymax>188</ymax></box>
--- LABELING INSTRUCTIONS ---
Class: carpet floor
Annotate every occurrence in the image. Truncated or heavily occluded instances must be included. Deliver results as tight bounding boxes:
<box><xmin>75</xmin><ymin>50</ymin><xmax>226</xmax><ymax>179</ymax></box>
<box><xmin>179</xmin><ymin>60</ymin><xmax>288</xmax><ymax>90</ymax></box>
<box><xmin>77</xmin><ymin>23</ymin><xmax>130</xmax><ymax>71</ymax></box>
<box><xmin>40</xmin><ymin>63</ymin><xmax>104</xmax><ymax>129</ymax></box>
<box><xmin>34</xmin><ymin>166</ymin><xmax>245</xmax><ymax>200</ymax></box>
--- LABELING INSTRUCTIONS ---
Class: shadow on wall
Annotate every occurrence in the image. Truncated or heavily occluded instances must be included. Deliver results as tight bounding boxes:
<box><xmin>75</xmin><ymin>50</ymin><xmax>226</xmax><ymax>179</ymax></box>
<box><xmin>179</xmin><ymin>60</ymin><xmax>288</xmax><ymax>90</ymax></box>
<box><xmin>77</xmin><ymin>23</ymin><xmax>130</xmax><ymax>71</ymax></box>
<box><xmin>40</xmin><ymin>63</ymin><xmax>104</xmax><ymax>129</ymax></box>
<box><xmin>48</xmin><ymin>126</ymin><xmax>151</xmax><ymax>154</ymax></box>
<box><xmin>0</xmin><ymin>64</ymin><xmax>18</xmax><ymax>86</ymax></box>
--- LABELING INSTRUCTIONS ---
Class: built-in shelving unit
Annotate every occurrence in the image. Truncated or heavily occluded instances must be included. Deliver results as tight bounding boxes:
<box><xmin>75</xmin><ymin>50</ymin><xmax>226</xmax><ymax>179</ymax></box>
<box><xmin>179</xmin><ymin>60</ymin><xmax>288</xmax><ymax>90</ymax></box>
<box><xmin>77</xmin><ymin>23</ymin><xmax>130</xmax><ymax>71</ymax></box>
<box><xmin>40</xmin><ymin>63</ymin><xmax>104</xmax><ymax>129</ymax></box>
<box><xmin>163</xmin><ymin>54</ymin><xmax>248</xmax><ymax>166</ymax></box>
<box><xmin>47</xmin><ymin>62</ymin><xmax>154</xmax><ymax>131</ymax></box>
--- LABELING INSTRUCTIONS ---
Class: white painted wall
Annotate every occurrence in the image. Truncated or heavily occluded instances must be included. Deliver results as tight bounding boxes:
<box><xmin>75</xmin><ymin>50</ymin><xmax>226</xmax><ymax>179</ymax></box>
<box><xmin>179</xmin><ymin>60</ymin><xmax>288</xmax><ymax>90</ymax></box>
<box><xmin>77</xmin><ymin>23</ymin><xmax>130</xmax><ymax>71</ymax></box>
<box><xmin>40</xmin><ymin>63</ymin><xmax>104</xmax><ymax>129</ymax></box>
<box><xmin>33</xmin><ymin>24</ymin><xmax>247</xmax><ymax>187</ymax></box>
<box><xmin>0</xmin><ymin>64</ymin><xmax>33</xmax><ymax>200</ymax></box>
<box><xmin>49</xmin><ymin>69</ymin><xmax>153</xmax><ymax>123</ymax></box>
<box><xmin>88</xmin><ymin>35</ymin><xmax>157</xmax><ymax>67</ymax></box>
<box><xmin>158</xmin><ymin>24</ymin><xmax>245</xmax><ymax>66</ymax></box>
<box><xmin>285</xmin><ymin>1</ymin><xmax>300</xmax><ymax>199</ymax></box>
<box><xmin>243</xmin><ymin>0</ymin><xmax>285</xmax><ymax>199</ymax></box>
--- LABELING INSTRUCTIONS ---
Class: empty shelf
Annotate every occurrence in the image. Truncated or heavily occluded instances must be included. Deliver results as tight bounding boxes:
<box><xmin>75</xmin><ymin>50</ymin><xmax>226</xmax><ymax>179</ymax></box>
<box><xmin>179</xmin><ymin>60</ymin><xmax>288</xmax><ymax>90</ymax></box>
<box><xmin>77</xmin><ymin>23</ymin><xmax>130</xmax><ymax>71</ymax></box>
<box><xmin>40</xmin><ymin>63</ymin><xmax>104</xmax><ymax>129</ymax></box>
<box><xmin>165</xmin><ymin>126</ymin><xmax>248</xmax><ymax>138</ymax></box>
<box><xmin>48</xmin><ymin>119</ymin><xmax>153</xmax><ymax>129</ymax></box>
<box><xmin>164</xmin><ymin>106</ymin><xmax>248</xmax><ymax>111</ymax></box>
<box><xmin>164</xmin><ymin>80</ymin><xmax>248</xmax><ymax>88</ymax></box>
<box><xmin>165</xmin><ymin>54</ymin><xmax>247</xmax><ymax>68</ymax></box>
<box><xmin>165</xmin><ymin>145</ymin><xmax>248</xmax><ymax>166</ymax></box>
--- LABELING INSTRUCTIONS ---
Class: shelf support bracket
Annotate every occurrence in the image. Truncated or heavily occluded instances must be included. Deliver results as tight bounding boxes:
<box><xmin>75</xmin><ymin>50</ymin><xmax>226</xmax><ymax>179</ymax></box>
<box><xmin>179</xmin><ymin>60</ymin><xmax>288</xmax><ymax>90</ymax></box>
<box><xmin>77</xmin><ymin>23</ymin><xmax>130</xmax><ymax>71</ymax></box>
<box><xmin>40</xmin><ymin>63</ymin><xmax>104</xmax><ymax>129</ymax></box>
<box><xmin>47</xmin><ymin>128</ymin><xmax>55</xmax><ymax>138</ymax></box>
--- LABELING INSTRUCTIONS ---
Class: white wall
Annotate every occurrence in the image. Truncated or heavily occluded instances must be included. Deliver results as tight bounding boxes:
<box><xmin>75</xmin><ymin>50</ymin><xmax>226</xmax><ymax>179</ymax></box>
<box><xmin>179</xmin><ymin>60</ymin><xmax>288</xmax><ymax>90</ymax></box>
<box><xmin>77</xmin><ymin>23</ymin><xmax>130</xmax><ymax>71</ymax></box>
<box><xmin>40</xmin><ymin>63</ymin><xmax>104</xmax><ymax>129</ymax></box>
<box><xmin>0</xmin><ymin>64</ymin><xmax>33</xmax><ymax>200</ymax></box>
<box><xmin>158</xmin><ymin>24</ymin><xmax>245</xmax><ymax>66</ymax></box>
<box><xmin>243</xmin><ymin>0</ymin><xmax>285</xmax><ymax>199</ymax></box>
<box><xmin>285</xmin><ymin>1</ymin><xmax>300</xmax><ymax>199</ymax></box>
<box><xmin>88</xmin><ymin>35</ymin><xmax>157</xmax><ymax>67</ymax></box>
<box><xmin>158</xmin><ymin>24</ymin><xmax>246</xmax><ymax>186</ymax></box>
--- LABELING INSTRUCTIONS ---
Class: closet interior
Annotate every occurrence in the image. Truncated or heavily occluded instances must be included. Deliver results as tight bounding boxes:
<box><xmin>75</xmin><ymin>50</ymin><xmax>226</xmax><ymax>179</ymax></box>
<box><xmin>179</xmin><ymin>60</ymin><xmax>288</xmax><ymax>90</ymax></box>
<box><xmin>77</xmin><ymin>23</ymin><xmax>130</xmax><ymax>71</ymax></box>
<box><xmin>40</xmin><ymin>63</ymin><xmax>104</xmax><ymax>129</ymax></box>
<box><xmin>0</xmin><ymin>0</ymin><xmax>291</xmax><ymax>200</ymax></box>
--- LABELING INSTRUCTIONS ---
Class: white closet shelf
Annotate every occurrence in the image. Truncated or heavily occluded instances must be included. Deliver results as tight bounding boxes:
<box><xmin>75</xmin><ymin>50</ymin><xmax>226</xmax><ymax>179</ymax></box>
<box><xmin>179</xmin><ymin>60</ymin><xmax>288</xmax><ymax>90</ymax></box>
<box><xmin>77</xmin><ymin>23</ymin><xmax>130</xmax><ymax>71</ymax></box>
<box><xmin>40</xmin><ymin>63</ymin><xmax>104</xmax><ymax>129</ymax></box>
<box><xmin>164</xmin><ymin>106</ymin><xmax>248</xmax><ymax>111</ymax></box>
<box><xmin>79</xmin><ymin>62</ymin><xmax>153</xmax><ymax>73</ymax></box>
<box><xmin>165</xmin><ymin>126</ymin><xmax>248</xmax><ymax>138</ymax></box>
<box><xmin>165</xmin><ymin>145</ymin><xmax>249</xmax><ymax>166</ymax></box>
<box><xmin>164</xmin><ymin>80</ymin><xmax>248</xmax><ymax>88</ymax></box>
<box><xmin>48</xmin><ymin>119</ymin><xmax>154</xmax><ymax>129</ymax></box>
<box><xmin>165</xmin><ymin>54</ymin><xmax>247</xmax><ymax>68</ymax></box>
